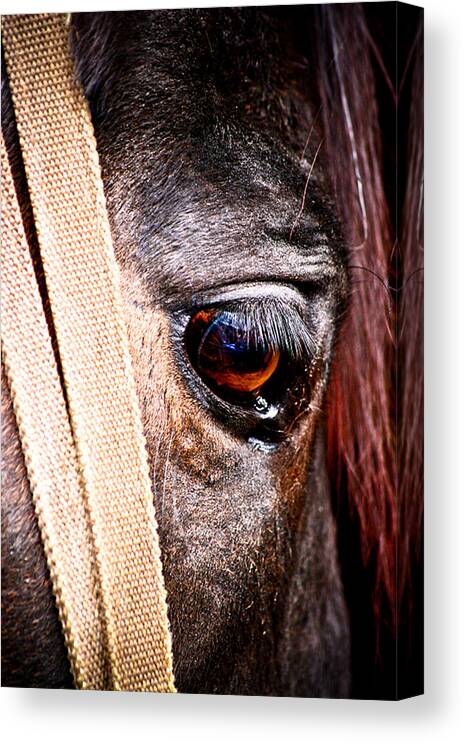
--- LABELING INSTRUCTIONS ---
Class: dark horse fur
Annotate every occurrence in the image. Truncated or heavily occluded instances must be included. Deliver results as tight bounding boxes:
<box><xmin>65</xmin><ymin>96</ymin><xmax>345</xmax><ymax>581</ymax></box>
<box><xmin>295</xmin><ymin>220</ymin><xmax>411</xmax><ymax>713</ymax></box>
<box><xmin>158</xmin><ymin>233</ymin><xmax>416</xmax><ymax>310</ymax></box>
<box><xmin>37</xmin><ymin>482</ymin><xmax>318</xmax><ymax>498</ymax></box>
<box><xmin>1</xmin><ymin>4</ymin><xmax>423</xmax><ymax>698</ymax></box>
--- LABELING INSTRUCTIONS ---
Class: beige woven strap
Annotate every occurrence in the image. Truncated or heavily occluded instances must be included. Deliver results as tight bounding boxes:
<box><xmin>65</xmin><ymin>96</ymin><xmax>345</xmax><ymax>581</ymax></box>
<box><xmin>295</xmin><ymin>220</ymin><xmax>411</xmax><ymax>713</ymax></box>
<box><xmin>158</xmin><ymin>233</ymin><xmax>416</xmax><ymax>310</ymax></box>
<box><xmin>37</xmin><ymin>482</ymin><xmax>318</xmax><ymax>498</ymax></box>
<box><xmin>2</xmin><ymin>13</ymin><xmax>176</xmax><ymax>692</ymax></box>
<box><xmin>1</xmin><ymin>136</ymin><xmax>106</xmax><ymax>689</ymax></box>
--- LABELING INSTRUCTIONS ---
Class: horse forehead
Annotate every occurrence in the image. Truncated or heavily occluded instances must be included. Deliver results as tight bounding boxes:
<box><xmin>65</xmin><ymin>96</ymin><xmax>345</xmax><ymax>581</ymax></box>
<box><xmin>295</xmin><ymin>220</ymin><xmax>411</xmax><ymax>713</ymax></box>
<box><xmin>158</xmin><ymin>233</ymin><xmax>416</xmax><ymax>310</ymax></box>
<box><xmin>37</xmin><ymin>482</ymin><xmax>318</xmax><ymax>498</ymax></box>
<box><xmin>132</xmin><ymin>7</ymin><xmax>288</xmax><ymax>80</ymax></box>
<box><xmin>79</xmin><ymin>8</ymin><xmax>311</xmax><ymax>136</ymax></box>
<box><xmin>74</xmin><ymin>10</ymin><xmax>344</xmax><ymax>302</ymax></box>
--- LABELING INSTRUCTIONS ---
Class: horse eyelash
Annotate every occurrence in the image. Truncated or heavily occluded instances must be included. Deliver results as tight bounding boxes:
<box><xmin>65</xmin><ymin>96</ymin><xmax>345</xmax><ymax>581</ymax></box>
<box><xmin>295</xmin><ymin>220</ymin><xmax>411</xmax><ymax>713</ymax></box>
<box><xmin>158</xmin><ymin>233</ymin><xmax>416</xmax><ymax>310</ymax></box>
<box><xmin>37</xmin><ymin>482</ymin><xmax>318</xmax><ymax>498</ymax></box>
<box><xmin>215</xmin><ymin>297</ymin><xmax>318</xmax><ymax>360</ymax></box>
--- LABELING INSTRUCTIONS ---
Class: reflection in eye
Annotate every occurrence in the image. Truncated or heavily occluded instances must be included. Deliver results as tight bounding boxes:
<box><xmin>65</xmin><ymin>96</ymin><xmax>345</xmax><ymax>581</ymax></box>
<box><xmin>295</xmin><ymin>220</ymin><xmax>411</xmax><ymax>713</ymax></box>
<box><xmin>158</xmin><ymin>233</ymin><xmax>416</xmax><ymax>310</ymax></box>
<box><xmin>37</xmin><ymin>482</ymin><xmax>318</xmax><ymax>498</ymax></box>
<box><xmin>184</xmin><ymin>299</ymin><xmax>317</xmax><ymax>423</ymax></box>
<box><xmin>187</xmin><ymin>309</ymin><xmax>281</xmax><ymax>395</ymax></box>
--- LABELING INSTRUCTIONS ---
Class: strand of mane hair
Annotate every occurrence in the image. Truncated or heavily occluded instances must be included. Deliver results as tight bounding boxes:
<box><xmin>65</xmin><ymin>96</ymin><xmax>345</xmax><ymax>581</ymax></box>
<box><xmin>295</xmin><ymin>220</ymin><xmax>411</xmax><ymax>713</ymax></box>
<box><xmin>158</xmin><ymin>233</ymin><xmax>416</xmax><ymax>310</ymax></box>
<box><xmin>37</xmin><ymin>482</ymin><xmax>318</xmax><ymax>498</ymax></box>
<box><xmin>315</xmin><ymin>1</ymin><xmax>395</xmax><ymax>628</ymax></box>
<box><xmin>313</xmin><ymin>4</ymin><xmax>423</xmax><ymax>695</ymax></box>
<box><xmin>397</xmin><ymin>19</ymin><xmax>424</xmax><ymax>693</ymax></box>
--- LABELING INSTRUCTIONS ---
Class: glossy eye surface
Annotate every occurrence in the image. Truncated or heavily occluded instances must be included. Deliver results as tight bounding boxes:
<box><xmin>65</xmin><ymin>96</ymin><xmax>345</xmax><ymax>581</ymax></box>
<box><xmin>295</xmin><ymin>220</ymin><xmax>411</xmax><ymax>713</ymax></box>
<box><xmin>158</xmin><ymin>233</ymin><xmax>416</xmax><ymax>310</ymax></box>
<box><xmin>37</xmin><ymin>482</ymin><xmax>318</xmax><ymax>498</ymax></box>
<box><xmin>183</xmin><ymin>296</ymin><xmax>317</xmax><ymax>439</ymax></box>
<box><xmin>185</xmin><ymin>309</ymin><xmax>281</xmax><ymax>399</ymax></box>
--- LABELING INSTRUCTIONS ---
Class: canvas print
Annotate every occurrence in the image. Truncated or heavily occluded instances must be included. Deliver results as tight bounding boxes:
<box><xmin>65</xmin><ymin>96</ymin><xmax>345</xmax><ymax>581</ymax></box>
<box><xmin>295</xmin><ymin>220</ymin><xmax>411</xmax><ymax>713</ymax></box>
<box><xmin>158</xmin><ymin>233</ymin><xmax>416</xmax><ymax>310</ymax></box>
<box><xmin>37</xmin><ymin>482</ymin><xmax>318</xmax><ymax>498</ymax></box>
<box><xmin>1</xmin><ymin>2</ymin><xmax>424</xmax><ymax>699</ymax></box>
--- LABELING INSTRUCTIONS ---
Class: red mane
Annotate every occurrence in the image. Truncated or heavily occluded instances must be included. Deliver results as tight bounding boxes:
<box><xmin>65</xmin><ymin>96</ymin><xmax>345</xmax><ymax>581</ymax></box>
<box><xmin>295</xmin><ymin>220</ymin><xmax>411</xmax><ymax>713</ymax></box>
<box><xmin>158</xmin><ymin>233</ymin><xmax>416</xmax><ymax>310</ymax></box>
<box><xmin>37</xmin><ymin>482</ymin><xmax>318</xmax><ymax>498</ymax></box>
<box><xmin>315</xmin><ymin>4</ymin><xmax>423</xmax><ymax>695</ymax></box>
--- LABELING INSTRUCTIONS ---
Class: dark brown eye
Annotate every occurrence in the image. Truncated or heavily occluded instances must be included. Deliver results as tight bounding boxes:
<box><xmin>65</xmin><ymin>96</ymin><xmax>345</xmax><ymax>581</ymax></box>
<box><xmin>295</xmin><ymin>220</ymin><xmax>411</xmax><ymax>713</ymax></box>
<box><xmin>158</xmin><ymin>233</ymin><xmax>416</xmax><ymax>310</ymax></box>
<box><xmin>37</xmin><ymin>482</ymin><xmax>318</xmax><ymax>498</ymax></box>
<box><xmin>183</xmin><ymin>297</ymin><xmax>317</xmax><ymax>439</ymax></box>
<box><xmin>185</xmin><ymin>308</ymin><xmax>281</xmax><ymax>401</ymax></box>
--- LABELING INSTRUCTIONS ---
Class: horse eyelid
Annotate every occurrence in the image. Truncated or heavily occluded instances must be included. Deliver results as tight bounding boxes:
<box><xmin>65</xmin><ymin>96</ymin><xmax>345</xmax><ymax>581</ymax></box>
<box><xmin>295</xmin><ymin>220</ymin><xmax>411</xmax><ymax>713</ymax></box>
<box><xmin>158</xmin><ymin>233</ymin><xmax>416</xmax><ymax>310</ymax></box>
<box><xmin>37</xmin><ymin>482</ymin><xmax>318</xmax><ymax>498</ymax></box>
<box><xmin>189</xmin><ymin>298</ymin><xmax>319</xmax><ymax>361</ymax></box>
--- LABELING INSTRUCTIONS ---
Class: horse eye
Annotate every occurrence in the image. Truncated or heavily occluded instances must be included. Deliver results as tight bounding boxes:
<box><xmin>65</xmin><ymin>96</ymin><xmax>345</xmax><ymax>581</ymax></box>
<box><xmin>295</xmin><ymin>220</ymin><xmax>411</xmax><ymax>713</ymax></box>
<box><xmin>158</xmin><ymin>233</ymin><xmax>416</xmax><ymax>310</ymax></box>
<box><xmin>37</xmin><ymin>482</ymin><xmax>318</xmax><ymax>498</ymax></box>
<box><xmin>185</xmin><ymin>308</ymin><xmax>282</xmax><ymax>405</ymax></box>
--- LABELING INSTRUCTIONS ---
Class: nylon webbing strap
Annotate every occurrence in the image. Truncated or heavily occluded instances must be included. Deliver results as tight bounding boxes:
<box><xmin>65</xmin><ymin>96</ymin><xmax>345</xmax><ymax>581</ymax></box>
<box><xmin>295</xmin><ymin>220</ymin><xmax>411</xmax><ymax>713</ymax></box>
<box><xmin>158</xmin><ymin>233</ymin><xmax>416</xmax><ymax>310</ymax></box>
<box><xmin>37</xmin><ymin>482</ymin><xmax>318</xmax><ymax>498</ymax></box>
<box><xmin>2</xmin><ymin>13</ymin><xmax>176</xmax><ymax>692</ymax></box>
<box><xmin>1</xmin><ymin>136</ymin><xmax>106</xmax><ymax>689</ymax></box>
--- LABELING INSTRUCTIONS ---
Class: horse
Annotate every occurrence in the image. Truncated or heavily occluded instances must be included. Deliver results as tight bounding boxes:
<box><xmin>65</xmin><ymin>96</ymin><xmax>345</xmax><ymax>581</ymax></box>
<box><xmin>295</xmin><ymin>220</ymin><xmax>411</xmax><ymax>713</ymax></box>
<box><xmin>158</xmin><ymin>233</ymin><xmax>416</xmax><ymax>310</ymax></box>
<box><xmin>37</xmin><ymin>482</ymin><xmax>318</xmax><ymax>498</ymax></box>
<box><xmin>1</xmin><ymin>4</ymin><xmax>424</xmax><ymax>698</ymax></box>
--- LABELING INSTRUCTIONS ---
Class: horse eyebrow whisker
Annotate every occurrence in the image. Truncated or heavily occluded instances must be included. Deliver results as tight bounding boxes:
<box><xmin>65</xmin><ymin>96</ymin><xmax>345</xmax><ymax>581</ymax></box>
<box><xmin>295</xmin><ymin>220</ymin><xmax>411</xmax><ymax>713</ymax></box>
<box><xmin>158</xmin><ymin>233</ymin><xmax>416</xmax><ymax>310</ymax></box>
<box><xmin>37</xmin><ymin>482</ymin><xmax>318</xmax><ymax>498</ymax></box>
<box><xmin>289</xmin><ymin>137</ymin><xmax>324</xmax><ymax>243</ymax></box>
<box><xmin>161</xmin><ymin>428</ymin><xmax>176</xmax><ymax>524</ymax></box>
<box><xmin>300</xmin><ymin>105</ymin><xmax>322</xmax><ymax>162</ymax></box>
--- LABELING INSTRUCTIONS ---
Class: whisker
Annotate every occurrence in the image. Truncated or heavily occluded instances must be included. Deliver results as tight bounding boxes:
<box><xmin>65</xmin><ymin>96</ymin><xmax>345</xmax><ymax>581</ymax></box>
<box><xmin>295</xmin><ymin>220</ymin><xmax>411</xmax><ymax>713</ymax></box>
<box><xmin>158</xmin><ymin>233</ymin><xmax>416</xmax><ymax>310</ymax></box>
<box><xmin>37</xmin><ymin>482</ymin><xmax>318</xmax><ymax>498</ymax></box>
<box><xmin>289</xmin><ymin>137</ymin><xmax>324</xmax><ymax>242</ymax></box>
<box><xmin>348</xmin><ymin>264</ymin><xmax>392</xmax><ymax>299</ymax></box>
<box><xmin>300</xmin><ymin>104</ymin><xmax>322</xmax><ymax>162</ymax></box>
<box><xmin>161</xmin><ymin>428</ymin><xmax>175</xmax><ymax>522</ymax></box>
<box><xmin>152</xmin><ymin>414</ymin><xmax>167</xmax><ymax>479</ymax></box>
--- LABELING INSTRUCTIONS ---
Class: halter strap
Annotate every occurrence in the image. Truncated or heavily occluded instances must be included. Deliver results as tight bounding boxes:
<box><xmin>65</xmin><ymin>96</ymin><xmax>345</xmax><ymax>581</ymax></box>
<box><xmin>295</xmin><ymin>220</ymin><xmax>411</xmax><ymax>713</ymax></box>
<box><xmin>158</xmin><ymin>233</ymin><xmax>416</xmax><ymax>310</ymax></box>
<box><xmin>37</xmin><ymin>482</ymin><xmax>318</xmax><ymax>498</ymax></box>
<box><xmin>2</xmin><ymin>13</ymin><xmax>176</xmax><ymax>692</ymax></box>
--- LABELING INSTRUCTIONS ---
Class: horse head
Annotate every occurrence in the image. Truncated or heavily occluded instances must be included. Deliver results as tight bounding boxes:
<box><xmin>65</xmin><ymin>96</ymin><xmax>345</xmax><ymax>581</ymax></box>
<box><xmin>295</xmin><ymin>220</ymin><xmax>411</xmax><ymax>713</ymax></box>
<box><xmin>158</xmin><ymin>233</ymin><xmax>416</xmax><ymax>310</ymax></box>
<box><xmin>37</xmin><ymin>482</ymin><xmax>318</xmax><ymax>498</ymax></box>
<box><xmin>1</xmin><ymin>5</ymin><xmax>423</xmax><ymax>698</ymax></box>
